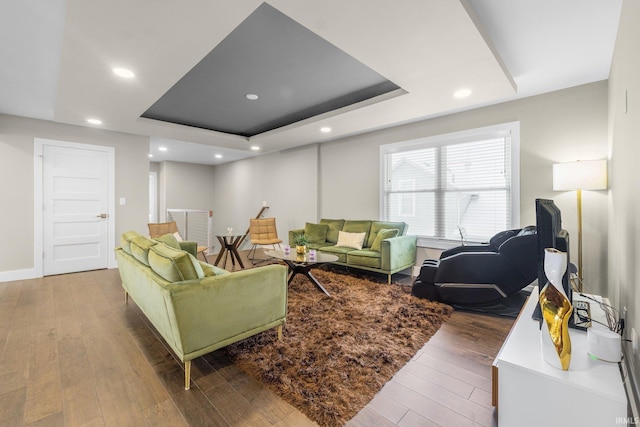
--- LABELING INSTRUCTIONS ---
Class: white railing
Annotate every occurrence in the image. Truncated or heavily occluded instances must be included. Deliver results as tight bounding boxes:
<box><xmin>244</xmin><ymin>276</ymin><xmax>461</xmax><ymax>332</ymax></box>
<box><xmin>167</xmin><ymin>209</ymin><xmax>214</xmax><ymax>252</ymax></box>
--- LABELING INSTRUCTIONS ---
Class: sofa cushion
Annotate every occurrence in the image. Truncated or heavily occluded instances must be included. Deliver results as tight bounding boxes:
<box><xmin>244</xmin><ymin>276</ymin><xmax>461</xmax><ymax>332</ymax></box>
<box><xmin>121</xmin><ymin>230</ymin><xmax>141</xmax><ymax>254</ymax></box>
<box><xmin>130</xmin><ymin>235</ymin><xmax>157</xmax><ymax>266</ymax></box>
<box><xmin>317</xmin><ymin>245</ymin><xmax>351</xmax><ymax>263</ymax></box>
<box><xmin>319</xmin><ymin>219</ymin><xmax>345</xmax><ymax>243</ymax></box>
<box><xmin>336</xmin><ymin>231</ymin><xmax>366</xmax><ymax>250</ymax></box>
<box><xmin>366</xmin><ymin>221</ymin><xmax>407</xmax><ymax>248</ymax></box>
<box><xmin>153</xmin><ymin>233</ymin><xmax>181</xmax><ymax>250</ymax></box>
<box><xmin>370</xmin><ymin>228</ymin><xmax>400</xmax><ymax>252</ymax></box>
<box><xmin>304</xmin><ymin>222</ymin><xmax>329</xmax><ymax>244</ymax></box>
<box><xmin>342</xmin><ymin>220</ymin><xmax>372</xmax><ymax>245</ymax></box>
<box><xmin>148</xmin><ymin>243</ymin><xmax>204</xmax><ymax>282</ymax></box>
<box><xmin>308</xmin><ymin>242</ymin><xmax>332</xmax><ymax>250</ymax></box>
<box><xmin>347</xmin><ymin>250</ymin><xmax>381</xmax><ymax>268</ymax></box>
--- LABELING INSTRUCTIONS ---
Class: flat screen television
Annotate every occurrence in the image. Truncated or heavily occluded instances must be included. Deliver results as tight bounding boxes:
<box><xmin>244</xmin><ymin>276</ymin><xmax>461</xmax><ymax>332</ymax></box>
<box><xmin>532</xmin><ymin>199</ymin><xmax>574</xmax><ymax>327</ymax></box>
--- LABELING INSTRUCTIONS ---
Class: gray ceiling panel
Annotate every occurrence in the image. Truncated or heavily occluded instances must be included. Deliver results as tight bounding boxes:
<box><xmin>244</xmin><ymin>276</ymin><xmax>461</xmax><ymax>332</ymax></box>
<box><xmin>141</xmin><ymin>2</ymin><xmax>400</xmax><ymax>137</ymax></box>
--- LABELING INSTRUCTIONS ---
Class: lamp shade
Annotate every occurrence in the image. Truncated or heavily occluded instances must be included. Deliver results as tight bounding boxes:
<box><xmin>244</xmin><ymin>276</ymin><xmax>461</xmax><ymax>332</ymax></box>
<box><xmin>553</xmin><ymin>160</ymin><xmax>608</xmax><ymax>191</ymax></box>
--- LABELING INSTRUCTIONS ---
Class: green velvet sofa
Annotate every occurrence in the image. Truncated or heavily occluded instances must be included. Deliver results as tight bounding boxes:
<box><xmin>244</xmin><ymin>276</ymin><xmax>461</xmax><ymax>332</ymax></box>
<box><xmin>288</xmin><ymin>219</ymin><xmax>417</xmax><ymax>283</ymax></box>
<box><xmin>115</xmin><ymin>231</ymin><xmax>288</xmax><ymax>390</ymax></box>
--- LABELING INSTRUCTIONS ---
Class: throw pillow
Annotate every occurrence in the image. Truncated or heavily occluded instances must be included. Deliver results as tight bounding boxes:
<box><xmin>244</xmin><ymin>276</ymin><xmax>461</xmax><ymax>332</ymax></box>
<box><xmin>148</xmin><ymin>242</ymin><xmax>204</xmax><ymax>282</ymax></box>
<box><xmin>304</xmin><ymin>222</ymin><xmax>329</xmax><ymax>243</ymax></box>
<box><xmin>336</xmin><ymin>231</ymin><xmax>366</xmax><ymax>250</ymax></box>
<box><xmin>370</xmin><ymin>228</ymin><xmax>399</xmax><ymax>252</ymax></box>
<box><xmin>154</xmin><ymin>233</ymin><xmax>181</xmax><ymax>250</ymax></box>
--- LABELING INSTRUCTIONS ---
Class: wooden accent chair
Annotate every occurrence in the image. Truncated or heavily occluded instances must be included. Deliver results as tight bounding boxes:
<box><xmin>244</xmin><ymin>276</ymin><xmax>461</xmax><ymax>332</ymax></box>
<box><xmin>148</xmin><ymin>221</ymin><xmax>209</xmax><ymax>262</ymax></box>
<box><xmin>247</xmin><ymin>218</ymin><xmax>282</xmax><ymax>265</ymax></box>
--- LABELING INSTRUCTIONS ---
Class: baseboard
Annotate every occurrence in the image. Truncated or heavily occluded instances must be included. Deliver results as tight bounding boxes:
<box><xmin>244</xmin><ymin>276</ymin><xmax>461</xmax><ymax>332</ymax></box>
<box><xmin>0</xmin><ymin>267</ymin><xmax>41</xmax><ymax>283</ymax></box>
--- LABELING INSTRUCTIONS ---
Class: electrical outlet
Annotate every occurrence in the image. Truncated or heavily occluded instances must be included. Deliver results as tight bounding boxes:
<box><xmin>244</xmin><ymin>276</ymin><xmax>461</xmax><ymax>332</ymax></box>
<box><xmin>632</xmin><ymin>328</ymin><xmax>639</xmax><ymax>355</ymax></box>
<box><xmin>573</xmin><ymin>300</ymin><xmax>591</xmax><ymax>328</ymax></box>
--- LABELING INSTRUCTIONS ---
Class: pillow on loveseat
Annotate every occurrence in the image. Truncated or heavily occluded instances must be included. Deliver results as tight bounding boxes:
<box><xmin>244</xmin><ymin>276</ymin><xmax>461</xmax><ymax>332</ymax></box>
<box><xmin>336</xmin><ymin>231</ymin><xmax>366</xmax><ymax>250</ymax></box>
<box><xmin>370</xmin><ymin>228</ymin><xmax>400</xmax><ymax>252</ymax></box>
<box><xmin>304</xmin><ymin>222</ymin><xmax>329</xmax><ymax>243</ymax></box>
<box><xmin>366</xmin><ymin>221</ymin><xmax>406</xmax><ymax>247</ymax></box>
<box><xmin>148</xmin><ymin>242</ymin><xmax>204</xmax><ymax>282</ymax></box>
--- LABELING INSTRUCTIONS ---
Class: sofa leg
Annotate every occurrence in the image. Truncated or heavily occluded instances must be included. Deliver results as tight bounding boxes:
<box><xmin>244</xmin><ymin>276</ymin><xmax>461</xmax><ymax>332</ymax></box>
<box><xmin>277</xmin><ymin>324</ymin><xmax>283</xmax><ymax>340</ymax></box>
<box><xmin>388</xmin><ymin>274</ymin><xmax>392</xmax><ymax>285</ymax></box>
<box><xmin>185</xmin><ymin>360</ymin><xmax>191</xmax><ymax>390</ymax></box>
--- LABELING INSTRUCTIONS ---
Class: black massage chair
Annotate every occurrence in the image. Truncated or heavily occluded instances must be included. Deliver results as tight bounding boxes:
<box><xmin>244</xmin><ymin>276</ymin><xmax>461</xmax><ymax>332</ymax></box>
<box><xmin>412</xmin><ymin>226</ymin><xmax>538</xmax><ymax>305</ymax></box>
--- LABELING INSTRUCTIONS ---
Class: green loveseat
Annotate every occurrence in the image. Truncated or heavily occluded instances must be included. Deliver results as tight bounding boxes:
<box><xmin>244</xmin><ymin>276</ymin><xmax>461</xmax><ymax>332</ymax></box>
<box><xmin>115</xmin><ymin>231</ymin><xmax>288</xmax><ymax>390</ymax></box>
<box><xmin>288</xmin><ymin>219</ymin><xmax>417</xmax><ymax>283</ymax></box>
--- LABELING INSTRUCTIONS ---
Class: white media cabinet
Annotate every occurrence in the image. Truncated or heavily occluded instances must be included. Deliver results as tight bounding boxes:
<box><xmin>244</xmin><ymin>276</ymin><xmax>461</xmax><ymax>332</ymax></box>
<box><xmin>493</xmin><ymin>288</ymin><xmax>628</xmax><ymax>426</ymax></box>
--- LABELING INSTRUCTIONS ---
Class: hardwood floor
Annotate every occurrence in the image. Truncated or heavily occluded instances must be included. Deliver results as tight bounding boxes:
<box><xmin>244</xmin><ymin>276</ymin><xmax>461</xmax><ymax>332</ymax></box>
<box><xmin>0</xmin><ymin>251</ymin><xmax>514</xmax><ymax>426</ymax></box>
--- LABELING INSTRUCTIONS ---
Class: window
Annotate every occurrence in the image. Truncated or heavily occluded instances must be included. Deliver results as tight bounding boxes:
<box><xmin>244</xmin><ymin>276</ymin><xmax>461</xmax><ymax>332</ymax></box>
<box><xmin>381</xmin><ymin>122</ymin><xmax>519</xmax><ymax>244</ymax></box>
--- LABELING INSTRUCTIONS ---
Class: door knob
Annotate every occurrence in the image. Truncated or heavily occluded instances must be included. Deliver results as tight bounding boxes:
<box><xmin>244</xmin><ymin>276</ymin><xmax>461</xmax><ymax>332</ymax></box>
<box><xmin>97</xmin><ymin>213</ymin><xmax>108</xmax><ymax>219</ymax></box>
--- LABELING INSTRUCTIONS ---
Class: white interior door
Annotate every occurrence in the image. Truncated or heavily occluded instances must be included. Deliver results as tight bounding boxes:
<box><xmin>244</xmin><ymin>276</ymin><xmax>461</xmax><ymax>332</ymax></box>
<box><xmin>43</xmin><ymin>144</ymin><xmax>109</xmax><ymax>275</ymax></box>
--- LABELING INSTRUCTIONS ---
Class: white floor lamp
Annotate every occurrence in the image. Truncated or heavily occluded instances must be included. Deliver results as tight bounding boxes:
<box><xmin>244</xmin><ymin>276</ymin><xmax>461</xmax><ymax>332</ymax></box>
<box><xmin>552</xmin><ymin>159</ymin><xmax>608</xmax><ymax>291</ymax></box>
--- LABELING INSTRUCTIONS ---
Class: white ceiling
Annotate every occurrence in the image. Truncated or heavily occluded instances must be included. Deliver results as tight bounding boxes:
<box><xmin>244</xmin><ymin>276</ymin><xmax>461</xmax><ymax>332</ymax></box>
<box><xmin>0</xmin><ymin>0</ymin><xmax>622</xmax><ymax>165</ymax></box>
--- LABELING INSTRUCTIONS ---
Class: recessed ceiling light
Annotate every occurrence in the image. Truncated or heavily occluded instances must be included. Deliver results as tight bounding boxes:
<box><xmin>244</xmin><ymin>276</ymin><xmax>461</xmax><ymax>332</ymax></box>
<box><xmin>454</xmin><ymin>88</ymin><xmax>472</xmax><ymax>98</ymax></box>
<box><xmin>250</xmin><ymin>145</ymin><xmax>260</xmax><ymax>151</ymax></box>
<box><xmin>245</xmin><ymin>93</ymin><xmax>259</xmax><ymax>101</ymax></box>
<box><xmin>158</xmin><ymin>147</ymin><xmax>167</xmax><ymax>152</ymax></box>
<box><xmin>87</xmin><ymin>118</ymin><xmax>102</xmax><ymax>125</ymax></box>
<box><xmin>215</xmin><ymin>154</ymin><xmax>222</xmax><ymax>159</ymax></box>
<box><xmin>320</xmin><ymin>126</ymin><xmax>332</xmax><ymax>133</ymax></box>
<box><xmin>113</xmin><ymin>67</ymin><xmax>135</xmax><ymax>79</ymax></box>
<box><xmin>148</xmin><ymin>154</ymin><xmax>153</xmax><ymax>158</ymax></box>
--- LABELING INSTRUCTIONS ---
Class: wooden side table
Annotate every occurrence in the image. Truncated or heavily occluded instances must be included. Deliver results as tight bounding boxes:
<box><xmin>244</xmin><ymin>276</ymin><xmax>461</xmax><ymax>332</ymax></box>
<box><xmin>214</xmin><ymin>235</ymin><xmax>245</xmax><ymax>270</ymax></box>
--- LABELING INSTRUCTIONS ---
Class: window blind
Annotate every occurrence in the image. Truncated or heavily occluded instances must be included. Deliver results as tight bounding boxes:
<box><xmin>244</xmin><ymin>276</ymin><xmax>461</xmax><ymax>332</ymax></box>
<box><xmin>382</xmin><ymin>124</ymin><xmax>517</xmax><ymax>243</ymax></box>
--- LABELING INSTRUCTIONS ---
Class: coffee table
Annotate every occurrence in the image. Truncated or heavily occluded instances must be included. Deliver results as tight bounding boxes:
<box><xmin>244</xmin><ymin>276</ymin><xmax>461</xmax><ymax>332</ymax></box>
<box><xmin>264</xmin><ymin>249</ymin><xmax>338</xmax><ymax>296</ymax></box>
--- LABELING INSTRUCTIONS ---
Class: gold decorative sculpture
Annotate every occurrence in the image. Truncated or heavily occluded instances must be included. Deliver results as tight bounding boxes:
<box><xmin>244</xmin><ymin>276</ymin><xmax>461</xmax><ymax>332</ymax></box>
<box><xmin>539</xmin><ymin>248</ymin><xmax>572</xmax><ymax>370</ymax></box>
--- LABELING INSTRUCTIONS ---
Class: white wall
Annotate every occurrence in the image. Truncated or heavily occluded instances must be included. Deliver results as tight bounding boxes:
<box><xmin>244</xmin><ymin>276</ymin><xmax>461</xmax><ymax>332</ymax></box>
<box><xmin>155</xmin><ymin>160</ymin><xmax>216</xmax><ymax>221</ymax></box>
<box><xmin>0</xmin><ymin>113</ymin><xmax>149</xmax><ymax>275</ymax></box>
<box><xmin>319</xmin><ymin>136</ymin><xmax>381</xmax><ymax>219</ymax></box>
<box><xmin>608</xmin><ymin>0</ymin><xmax>640</xmax><ymax>391</ymax></box>
<box><xmin>210</xmin><ymin>144</ymin><xmax>318</xmax><ymax>249</ymax></box>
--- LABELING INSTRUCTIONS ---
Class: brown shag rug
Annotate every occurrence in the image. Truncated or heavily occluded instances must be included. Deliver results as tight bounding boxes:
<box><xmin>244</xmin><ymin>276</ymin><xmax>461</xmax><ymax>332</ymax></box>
<box><xmin>225</xmin><ymin>267</ymin><xmax>453</xmax><ymax>426</ymax></box>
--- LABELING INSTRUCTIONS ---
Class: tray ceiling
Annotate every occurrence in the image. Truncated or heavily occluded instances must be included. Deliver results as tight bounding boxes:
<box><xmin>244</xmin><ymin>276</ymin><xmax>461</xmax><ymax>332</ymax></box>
<box><xmin>0</xmin><ymin>0</ymin><xmax>622</xmax><ymax>164</ymax></box>
<box><xmin>142</xmin><ymin>3</ymin><xmax>401</xmax><ymax>137</ymax></box>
